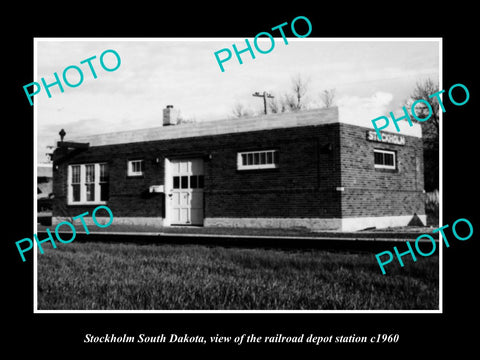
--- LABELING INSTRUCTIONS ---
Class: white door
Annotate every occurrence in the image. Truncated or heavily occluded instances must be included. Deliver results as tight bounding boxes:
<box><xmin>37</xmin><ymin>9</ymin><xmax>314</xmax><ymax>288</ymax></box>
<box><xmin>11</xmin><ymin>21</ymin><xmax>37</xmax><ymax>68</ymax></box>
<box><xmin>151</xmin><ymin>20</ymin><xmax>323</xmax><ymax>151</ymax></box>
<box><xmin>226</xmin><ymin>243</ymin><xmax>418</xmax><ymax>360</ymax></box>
<box><xmin>167</xmin><ymin>158</ymin><xmax>204</xmax><ymax>225</ymax></box>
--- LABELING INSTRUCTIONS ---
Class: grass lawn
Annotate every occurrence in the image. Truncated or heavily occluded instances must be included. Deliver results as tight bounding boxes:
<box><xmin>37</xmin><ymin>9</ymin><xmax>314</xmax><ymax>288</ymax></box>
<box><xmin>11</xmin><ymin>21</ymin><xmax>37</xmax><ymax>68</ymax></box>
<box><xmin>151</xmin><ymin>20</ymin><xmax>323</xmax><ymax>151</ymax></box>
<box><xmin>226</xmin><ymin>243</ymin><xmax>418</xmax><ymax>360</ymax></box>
<box><xmin>37</xmin><ymin>242</ymin><xmax>439</xmax><ymax>310</ymax></box>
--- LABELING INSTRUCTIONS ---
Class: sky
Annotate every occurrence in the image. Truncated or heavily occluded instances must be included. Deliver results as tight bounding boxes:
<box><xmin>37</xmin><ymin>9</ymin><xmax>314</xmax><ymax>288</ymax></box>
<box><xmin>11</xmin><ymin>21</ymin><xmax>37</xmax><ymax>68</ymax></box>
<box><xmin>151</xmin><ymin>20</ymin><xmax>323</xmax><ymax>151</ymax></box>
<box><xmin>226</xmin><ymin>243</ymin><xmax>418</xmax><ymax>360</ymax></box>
<box><xmin>35</xmin><ymin>38</ymin><xmax>440</xmax><ymax>163</ymax></box>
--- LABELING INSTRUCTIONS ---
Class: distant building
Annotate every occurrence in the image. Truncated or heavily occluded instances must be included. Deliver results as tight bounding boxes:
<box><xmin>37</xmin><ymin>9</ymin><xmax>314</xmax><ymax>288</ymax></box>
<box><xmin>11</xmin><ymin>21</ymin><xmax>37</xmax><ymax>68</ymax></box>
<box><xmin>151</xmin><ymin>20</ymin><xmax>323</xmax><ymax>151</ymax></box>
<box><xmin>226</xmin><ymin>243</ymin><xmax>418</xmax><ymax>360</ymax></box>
<box><xmin>37</xmin><ymin>163</ymin><xmax>53</xmax><ymax>225</ymax></box>
<box><xmin>37</xmin><ymin>163</ymin><xmax>53</xmax><ymax>200</ymax></box>
<box><xmin>51</xmin><ymin>106</ymin><xmax>426</xmax><ymax>231</ymax></box>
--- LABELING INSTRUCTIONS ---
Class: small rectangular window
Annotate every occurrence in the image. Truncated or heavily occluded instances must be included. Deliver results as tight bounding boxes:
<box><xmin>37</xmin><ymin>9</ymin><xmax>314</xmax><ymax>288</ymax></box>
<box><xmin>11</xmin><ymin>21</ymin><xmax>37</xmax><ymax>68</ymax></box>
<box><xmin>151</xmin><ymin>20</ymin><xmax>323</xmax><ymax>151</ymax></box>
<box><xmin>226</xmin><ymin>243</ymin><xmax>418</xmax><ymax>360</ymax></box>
<box><xmin>374</xmin><ymin>149</ymin><xmax>396</xmax><ymax>170</ymax></box>
<box><xmin>181</xmin><ymin>176</ymin><xmax>189</xmax><ymax>189</ymax></box>
<box><xmin>190</xmin><ymin>175</ymin><xmax>198</xmax><ymax>189</ymax></box>
<box><xmin>128</xmin><ymin>159</ymin><xmax>144</xmax><ymax>176</ymax></box>
<box><xmin>173</xmin><ymin>176</ymin><xmax>180</xmax><ymax>189</ymax></box>
<box><xmin>237</xmin><ymin>150</ymin><xmax>279</xmax><ymax>170</ymax></box>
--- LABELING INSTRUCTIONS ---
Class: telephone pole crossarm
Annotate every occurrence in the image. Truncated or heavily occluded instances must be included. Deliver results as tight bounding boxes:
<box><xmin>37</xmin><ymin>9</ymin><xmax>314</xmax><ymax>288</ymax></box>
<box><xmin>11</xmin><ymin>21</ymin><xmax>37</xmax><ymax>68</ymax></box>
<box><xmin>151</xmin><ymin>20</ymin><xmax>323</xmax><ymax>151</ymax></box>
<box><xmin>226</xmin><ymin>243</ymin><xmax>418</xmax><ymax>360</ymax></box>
<box><xmin>252</xmin><ymin>91</ymin><xmax>275</xmax><ymax>115</ymax></box>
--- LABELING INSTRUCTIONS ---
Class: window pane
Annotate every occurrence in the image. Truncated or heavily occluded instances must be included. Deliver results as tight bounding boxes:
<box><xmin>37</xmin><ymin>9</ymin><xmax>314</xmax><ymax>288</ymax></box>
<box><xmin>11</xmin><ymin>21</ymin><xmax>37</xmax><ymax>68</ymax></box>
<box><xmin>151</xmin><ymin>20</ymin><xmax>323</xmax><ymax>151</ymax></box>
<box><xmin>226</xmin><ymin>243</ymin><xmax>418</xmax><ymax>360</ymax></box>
<box><xmin>100</xmin><ymin>164</ymin><xmax>108</xmax><ymax>182</ymax></box>
<box><xmin>190</xmin><ymin>175</ymin><xmax>198</xmax><ymax>189</ymax></box>
<box><xmin>260</xmin><ymin>152</ymin><xmax>266</xmax><ymax>164</ymax></box>
<box><xmin>241</xmin><ymin>154</ymin><xmax>247</xmax><ymax>166</ymax></box>
<box><xmin>173</xmin><ymin>176</ymin><xmax>180</xmax><ymax>189</ymax></box>
<box><xmin>181</xmin><ymin>176</ymin><xmax>188</xmax><ymax>189</ymax></box>
<box><xmin>85</xmin><ymin>164</ymin><xmax>95</xmax><ymax>182</ymax></box>
<box><xmin>266</xmin><ymin>152</ymin><xmax>273</xmax><ymax>164</ymax></box>
<box><xmin>247</xmin><ymin>153</ymin><xmax>253</xmax><ymax>165</ymax></box>
<box><xmin>100</xmin><ymin>183</ymin><xmax>109</xmax><ymax>201</ymax></box>
<box><xmin>253</xmin><ymin>153</ymin><xmax>260</xmax><ymax>165</ymax></box>
<box><xmin>86</xmin><ymin>183</ymin><xmax>95</xmax><ymax>201</ymax></box>
<box><xmin>130</xmin><ymin>160</ymin><xmax>143</xmax><ymax>175</ymax></box>
<box><xmin>384</xmin><ymin>153</ymin><xmax>394</xmax><ymax>166</ymax></box>
<box><xmin>198</xmin><ymin>175</ymin><xmax>204</xmax><ymax>189</ymax></box>
<box><xmin>72</xmin><ymin>184</ymin><xmax>80</xmax><ymax>202</ymax></box>
<box><xmin>374</xmin><ymin>152</ymin><xmax>383</xmax><ymax>165</ymax></box>
<box><xmin>273</xmin><ymin>151</ymin><xmax>279</xmax><ymax>164</ymax></box>
<box><xmin>72</xmin><ymin>165</ymin><xmax>80</xmax><ymax>183</ymax></box>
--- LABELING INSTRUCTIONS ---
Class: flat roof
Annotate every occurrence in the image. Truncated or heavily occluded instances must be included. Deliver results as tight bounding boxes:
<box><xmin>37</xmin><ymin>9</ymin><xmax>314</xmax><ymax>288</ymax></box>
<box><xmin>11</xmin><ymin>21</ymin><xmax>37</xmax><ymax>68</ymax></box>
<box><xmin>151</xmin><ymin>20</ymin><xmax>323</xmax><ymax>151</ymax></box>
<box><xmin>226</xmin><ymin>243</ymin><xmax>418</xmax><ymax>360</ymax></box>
<box><xmin>69</xmin><ymin>106</ymin><xmax>421</xmax><ymax>147</ymax></box>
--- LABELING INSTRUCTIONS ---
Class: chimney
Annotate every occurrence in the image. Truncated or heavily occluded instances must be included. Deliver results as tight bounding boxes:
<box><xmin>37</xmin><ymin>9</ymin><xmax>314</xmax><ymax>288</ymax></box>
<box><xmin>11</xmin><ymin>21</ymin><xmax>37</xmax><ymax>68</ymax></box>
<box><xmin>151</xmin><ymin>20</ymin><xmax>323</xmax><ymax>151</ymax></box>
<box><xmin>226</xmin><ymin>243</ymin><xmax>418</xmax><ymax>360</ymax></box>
<box><xmin>163</xmin><ymin>105</ymin><xmax>179</xmax><ymax>126</ymax></box>
<box><xmin>59</xmin><ymin>128</ymin><xmax>66</xmax><ymax>142</ymax></box>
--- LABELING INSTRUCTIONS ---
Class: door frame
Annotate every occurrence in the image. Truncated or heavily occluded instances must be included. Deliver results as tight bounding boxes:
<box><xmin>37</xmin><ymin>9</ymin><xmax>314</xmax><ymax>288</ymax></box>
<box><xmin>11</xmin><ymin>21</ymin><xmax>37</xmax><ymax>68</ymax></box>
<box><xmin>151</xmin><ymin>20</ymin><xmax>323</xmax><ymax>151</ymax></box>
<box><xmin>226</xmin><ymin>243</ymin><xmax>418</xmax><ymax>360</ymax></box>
<box><xmin>164</xmin><ymin>157</ymin><xmax>205</xmax><ymax>226</ymax></box>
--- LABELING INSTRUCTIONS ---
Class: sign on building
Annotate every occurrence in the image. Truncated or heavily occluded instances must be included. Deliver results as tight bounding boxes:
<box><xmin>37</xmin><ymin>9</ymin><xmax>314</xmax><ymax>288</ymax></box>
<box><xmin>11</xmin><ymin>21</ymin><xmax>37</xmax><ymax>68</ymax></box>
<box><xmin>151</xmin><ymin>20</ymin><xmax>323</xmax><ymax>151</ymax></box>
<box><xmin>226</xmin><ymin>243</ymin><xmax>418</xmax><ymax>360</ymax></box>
<box><xmin>366</xmin><ymin>130</ymin><xmax>405</xmax><ymax>146</ymax></box>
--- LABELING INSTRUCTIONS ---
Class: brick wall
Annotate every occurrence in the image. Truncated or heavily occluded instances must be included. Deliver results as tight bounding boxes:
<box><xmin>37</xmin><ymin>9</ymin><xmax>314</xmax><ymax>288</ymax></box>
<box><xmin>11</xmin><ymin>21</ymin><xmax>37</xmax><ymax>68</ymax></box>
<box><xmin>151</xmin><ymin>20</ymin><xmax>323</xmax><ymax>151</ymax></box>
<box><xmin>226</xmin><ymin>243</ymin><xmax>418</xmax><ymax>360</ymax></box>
<box><xmin>52</xmin><ymin>121</ymin><xmax>425</xmax><ymax>224</ymax></box>
<box><xmin>338</xmin><ymin>123</ymin><xmax>425</xmax><ymax>218</ymax></box>
<box><xmin>53</xmin><ymin>123</ymin><xmax>342</xmax><ymax>220</ymax></box>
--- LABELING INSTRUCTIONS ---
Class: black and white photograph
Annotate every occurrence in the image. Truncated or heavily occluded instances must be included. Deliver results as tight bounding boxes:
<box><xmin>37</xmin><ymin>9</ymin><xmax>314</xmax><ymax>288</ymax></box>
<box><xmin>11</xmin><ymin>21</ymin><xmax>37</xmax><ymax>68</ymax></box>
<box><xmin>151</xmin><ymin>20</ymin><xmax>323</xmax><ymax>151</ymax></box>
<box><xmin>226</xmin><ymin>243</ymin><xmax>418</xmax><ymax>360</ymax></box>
<box><xmin>33</xmin><ymin>38</ymin><xmax>440</xmax><ymax>311</ymax></box>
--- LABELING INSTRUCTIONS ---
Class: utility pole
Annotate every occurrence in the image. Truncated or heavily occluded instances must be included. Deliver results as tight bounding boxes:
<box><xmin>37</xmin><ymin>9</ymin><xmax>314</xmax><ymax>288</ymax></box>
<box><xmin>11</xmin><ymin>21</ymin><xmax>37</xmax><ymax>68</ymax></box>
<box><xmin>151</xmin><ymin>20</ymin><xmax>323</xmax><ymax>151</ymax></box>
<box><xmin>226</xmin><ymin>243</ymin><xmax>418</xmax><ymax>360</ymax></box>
<box><xmin>252</xmin><ymin>91</ymin><xmax>274</xmax><ymax>115</ymax></box>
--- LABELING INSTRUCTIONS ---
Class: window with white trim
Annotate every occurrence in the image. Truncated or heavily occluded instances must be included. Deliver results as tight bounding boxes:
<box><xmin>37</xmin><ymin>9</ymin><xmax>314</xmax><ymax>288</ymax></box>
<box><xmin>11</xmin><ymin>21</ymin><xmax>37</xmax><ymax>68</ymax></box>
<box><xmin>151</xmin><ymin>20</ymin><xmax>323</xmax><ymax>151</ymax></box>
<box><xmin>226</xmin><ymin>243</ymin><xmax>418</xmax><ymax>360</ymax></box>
<box><xmin>71</xmin><ymin>165</ymin><xmax>81</xmax><ymax>202</ymax></box>
<box><xmin>99</xmin><ymin>163</ymin><xmax>109</xmax><ymax>201</ymax></box>
<box><xmin>68</xmin><ymin>163</ymin><xmax>108</xmax><ymax>204</ymax></box>
<box><xmin>85</xmin><ymin>164</ymin><xmax>95</xmax><ymax>201</ymax></box>
<box><xmin>374</xmin><ymin>149</ymin><xmax>396</xmax><ymax>170</ymax></box>
<box><xmin>127</xmin><ymin>159</ymin><xmax>144</xmax><ymax>176</ymax></box>
<box><xmin>237</xmin><ymin>150</ymin><xmax>279</xmax><ymax>170</ymax></box>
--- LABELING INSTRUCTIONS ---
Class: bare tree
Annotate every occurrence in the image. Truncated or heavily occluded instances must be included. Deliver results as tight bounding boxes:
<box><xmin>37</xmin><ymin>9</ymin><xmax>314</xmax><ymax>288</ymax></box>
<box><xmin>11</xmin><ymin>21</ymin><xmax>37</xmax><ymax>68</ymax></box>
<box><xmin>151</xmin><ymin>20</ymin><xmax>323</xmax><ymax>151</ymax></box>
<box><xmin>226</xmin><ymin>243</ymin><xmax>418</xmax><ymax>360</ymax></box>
<box><xmin>268</xmin><ymin>93</ymin><xmax>296</xmax><ymax>113</ymax></box>
<box><xmin>320</xmin><ymin>89</ymin><xmax>336</xmax><ymax>108</ymax></box>
<box><xmin>283</xmin><ymin>93</ymin><xmax>299</xmax><ymax>111</ymax></box>
<box><xmin>176</xmin><ymin>110</ymin><xmax>196</xmax><ymax>124</ymax></box>
<box><xmin>176</xmin><ymin>116</ymin><xmax>196</xmax><ymax>125</ymax></box>
<box><xmin>268</xmin><ymin>97</ymin><xmax>282</xmax><ymax>114</ymax></box>
<box><xmin>290</xmin><ymin>74</ymin><xmax>310</xmax><ymax>111</ymax></box>
<box><xmin>232</xmin><ymin>102</ymin><xmax>253</xmax><ymax>118</ymax></box>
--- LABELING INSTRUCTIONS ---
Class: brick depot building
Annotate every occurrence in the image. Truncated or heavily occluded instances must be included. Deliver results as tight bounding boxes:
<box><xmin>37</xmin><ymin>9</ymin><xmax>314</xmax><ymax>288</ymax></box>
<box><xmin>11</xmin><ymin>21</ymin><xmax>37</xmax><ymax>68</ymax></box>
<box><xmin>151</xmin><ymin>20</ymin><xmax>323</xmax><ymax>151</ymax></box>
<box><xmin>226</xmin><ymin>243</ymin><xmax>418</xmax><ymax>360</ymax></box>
<box><xmin>51</xmin><ymin>106</ymin><xmax>426</xmax><ymax>231</ymax></box>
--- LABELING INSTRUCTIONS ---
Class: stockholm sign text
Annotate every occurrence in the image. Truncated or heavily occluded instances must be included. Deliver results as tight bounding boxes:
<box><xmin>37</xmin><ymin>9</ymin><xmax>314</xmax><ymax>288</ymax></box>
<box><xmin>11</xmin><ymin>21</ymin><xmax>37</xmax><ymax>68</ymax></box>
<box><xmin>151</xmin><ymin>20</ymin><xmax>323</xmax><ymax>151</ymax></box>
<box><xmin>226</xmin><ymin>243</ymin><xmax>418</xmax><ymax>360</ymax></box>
<box><xmin>366</xmin><ymin>130</ymin><xmax>405</xmax><ymax>146</ymax></box>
